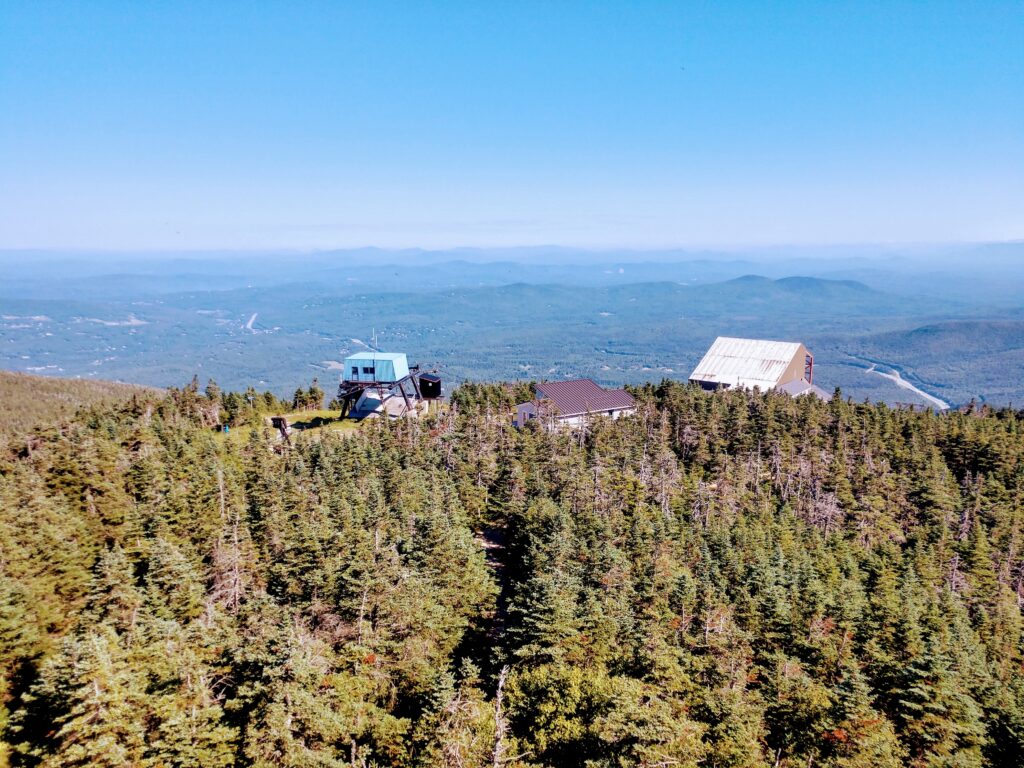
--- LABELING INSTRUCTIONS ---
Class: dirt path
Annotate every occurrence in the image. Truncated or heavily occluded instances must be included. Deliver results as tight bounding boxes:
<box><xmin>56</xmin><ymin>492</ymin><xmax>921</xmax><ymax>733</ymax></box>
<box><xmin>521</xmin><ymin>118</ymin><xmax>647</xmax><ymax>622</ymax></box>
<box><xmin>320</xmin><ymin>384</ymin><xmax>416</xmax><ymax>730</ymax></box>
<box><xmin>480</xmin><ymin>526</ymin><xmax>510</xmax><ymax>640</ymax></box>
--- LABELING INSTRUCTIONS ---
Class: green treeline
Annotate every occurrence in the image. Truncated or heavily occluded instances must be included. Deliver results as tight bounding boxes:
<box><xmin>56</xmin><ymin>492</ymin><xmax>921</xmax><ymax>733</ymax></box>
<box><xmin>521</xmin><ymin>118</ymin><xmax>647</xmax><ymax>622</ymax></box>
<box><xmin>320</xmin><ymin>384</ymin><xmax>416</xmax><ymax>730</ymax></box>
<box><xmin>1</xmin><ymin>379</ymin><xmax>1023</xmax><ymax>767</ymax></box>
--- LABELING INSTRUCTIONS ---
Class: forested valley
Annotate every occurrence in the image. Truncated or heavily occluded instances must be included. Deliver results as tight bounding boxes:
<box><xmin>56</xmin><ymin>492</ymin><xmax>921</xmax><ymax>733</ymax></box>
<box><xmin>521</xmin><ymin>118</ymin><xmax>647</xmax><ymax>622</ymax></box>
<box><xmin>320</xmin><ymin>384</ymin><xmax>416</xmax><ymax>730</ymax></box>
<box><xmin>1</xmin><ymin>377</ymin><xmax>1023</xmax><ymax>767</ymax></box>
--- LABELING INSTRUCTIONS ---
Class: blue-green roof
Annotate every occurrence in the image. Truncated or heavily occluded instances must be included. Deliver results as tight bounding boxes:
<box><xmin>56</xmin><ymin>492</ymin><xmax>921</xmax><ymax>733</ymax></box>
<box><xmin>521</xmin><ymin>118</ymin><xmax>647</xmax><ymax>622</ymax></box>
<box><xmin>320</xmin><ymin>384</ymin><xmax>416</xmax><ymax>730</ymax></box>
<box><xmin>345</xmin><ymin>351</ymin><xmax>407</xmax><ymax>361</ymax></box>
<box><xmin>342</xmin><ymin>351</ymin><xmax>410</xmax><ymax>383</ymax></box>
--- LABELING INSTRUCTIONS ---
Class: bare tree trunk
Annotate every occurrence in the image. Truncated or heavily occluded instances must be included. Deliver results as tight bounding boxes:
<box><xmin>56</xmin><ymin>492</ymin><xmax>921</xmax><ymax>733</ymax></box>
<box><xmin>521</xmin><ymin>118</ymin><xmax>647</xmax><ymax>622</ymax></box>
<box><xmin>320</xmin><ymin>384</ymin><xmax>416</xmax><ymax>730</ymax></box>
<box><xmin>209</xmin><ymin>464</ymin><xmax>247</xmax><ymax>613</ymax></box>
<box><xmin>217</xmin><ymin>466</ymin><xmax>226</xmax><ymax>521</ymax></box>
<box><xmin>357</xmin><ymin>585</ymin><xmax>369</xmax><ymax>645</ymax></box>
<box><xmin>492</xmin><ymin>665</ymin><xmax>509</xmax><ymax>768</ymax></box>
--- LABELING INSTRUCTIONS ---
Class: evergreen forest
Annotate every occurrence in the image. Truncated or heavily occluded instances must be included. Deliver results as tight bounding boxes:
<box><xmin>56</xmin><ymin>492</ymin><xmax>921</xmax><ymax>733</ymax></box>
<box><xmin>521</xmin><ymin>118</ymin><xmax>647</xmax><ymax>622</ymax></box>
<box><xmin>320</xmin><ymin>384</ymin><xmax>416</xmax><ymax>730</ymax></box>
<box><xmin>1</xmin><ymin>377</ymin><xmax>1023</xmax><ymax>767</ymax></box>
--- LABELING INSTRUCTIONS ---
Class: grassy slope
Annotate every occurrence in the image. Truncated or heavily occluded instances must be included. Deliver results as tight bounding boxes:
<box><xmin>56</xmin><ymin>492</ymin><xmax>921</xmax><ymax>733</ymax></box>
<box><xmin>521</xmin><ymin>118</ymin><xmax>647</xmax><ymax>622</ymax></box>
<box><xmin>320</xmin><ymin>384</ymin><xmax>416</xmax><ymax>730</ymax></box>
<box><xmin>0</xmin><ymin>372</ymin><xmax>361</xmax><ymax>452</ymax></box>
<box><xmin>0</xmin><ymin>371</ymin><xmax>158</xmax><ymax>437</ymax></box>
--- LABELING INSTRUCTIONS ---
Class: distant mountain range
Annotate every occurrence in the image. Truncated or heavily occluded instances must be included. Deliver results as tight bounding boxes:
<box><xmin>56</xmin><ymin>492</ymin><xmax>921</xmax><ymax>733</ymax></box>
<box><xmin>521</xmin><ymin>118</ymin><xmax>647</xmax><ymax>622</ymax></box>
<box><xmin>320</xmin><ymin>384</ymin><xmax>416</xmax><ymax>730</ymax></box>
<box><xmin>2</xmin><ymin>247</ymin><xmax>1022</xmax><ymax>406</ymax></box>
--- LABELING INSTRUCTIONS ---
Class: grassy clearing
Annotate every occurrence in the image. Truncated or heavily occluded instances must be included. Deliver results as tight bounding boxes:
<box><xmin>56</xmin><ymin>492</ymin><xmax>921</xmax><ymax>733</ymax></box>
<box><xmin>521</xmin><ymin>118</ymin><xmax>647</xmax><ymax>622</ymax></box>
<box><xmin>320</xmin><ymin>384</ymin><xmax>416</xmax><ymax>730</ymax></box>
<box><xmin>214</xmin><ymin>408</ymin><xmax>361</xmax><ymax>445</ymax></box>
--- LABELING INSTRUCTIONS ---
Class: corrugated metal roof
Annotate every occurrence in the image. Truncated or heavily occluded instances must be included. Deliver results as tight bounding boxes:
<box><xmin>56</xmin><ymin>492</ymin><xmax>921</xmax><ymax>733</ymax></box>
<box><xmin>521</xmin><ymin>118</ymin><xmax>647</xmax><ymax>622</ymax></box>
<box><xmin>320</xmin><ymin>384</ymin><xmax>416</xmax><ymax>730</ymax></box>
<box><xmin>689</xmin><ymin>336</ymin><xmax>803</xmax><ymax>390</ymax></box>
<box><xmin>534</xmin><ymin>379</ymin><xmax>635</xmax><ymax>417</ymax></box>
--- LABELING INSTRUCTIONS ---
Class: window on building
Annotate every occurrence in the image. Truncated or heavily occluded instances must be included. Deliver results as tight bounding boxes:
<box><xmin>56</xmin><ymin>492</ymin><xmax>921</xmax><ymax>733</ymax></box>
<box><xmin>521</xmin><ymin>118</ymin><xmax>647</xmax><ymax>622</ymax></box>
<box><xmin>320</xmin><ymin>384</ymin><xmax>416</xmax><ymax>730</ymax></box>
<box><xmin>350</xmin><ymin>366</ymin><xmax>358</xmax><ymax>378</ymax></box>
<box><xmin>362</xmin><ymin>366</ymin><xmax>375</xmax><ymax>375</ymax></box>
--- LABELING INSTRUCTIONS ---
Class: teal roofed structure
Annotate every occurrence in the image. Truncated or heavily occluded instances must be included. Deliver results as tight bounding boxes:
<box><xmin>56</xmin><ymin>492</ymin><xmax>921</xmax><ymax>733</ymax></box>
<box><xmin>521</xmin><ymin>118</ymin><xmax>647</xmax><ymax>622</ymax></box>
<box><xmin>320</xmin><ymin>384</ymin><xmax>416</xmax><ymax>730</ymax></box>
<box><xmin>342</xmin><ymin>352</ymin><xmax>410</xmax><ymax>384</ymax></box>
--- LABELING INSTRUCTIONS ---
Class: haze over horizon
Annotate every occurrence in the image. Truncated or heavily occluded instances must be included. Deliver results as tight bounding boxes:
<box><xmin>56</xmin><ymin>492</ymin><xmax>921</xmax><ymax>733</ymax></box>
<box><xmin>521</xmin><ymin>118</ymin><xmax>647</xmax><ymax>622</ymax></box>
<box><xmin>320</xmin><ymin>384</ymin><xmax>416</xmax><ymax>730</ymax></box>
<box><xmin>4</xmin><ymin>240</ymin><xmax>1024</xmax><ymax>256</ymax></box>
<box><xmin>2</xmin><ymin>1</ymin><xmax>1022</xmax><ymax>251</ymax></box>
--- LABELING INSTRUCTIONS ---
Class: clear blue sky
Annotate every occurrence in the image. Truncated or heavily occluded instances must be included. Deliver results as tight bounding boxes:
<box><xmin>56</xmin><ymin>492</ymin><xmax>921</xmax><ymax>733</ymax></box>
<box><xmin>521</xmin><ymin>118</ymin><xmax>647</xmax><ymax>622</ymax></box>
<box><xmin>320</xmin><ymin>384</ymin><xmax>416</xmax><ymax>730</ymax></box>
<box><xmin>1</xmin><ymin>1</ymin><xmax>1021</xmax><ymax>249</ymax></box>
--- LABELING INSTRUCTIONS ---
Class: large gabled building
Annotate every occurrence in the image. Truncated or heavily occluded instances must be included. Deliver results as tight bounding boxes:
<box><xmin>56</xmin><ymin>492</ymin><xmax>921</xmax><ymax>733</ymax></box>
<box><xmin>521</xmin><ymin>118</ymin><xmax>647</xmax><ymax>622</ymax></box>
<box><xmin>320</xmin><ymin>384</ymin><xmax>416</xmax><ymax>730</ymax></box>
<box><xmin>514</xmin><ymin>378</ymin><xmax>636</xmax><ymax>428</ymax></box>
<box><xmin>689</xmin><ymin>336</ymin><xmax>828</xmax><ymax>398</ymax></box>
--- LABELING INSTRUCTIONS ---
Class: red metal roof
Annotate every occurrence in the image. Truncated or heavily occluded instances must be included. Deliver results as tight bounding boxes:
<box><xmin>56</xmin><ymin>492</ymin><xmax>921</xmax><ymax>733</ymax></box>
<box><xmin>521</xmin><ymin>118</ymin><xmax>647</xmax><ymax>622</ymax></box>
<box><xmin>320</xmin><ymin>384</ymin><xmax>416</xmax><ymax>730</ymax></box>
<box><xmin>534</xmin><ymin>379</ymin><xmax>635</xmax><ymax>417</ymax></box>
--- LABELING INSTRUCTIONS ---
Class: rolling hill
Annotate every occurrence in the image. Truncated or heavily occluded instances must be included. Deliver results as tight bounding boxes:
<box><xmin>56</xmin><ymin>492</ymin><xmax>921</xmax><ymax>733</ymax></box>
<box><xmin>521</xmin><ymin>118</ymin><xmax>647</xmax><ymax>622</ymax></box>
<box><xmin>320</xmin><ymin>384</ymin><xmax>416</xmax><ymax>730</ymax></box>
<box><xmin>0</xmin><ymin>371</ymin><xmax>158</xmax><ymax>438</ymax></box>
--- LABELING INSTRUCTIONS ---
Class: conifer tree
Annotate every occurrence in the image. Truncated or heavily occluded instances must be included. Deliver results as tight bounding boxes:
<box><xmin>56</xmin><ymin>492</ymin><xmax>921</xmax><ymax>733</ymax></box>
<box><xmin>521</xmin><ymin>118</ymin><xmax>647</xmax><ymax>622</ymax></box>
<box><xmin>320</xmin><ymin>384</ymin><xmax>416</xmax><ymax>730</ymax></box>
<box><xmin>26</xmin><ymin>628</ymin><xmax>148</xmax><ymax>768</ymax></box>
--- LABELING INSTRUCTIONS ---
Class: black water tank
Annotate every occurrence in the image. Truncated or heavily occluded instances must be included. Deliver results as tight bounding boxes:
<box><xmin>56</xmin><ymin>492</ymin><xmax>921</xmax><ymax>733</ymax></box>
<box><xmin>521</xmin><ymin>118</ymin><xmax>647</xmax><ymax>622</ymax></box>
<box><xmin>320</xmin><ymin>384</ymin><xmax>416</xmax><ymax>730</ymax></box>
<box><xmin>419</xmin><ymin>373</ymin><xmax>442</xmax><ymax>399</ymax></box>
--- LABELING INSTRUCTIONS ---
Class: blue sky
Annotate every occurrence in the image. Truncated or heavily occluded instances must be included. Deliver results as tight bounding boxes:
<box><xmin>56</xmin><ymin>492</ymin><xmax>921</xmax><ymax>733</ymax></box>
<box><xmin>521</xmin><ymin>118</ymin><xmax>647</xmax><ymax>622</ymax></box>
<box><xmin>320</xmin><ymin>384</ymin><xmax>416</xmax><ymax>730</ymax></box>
<box><xmin>1</xmin><ymin>1</ymin><xmax>1021</xmax><ymax>249</ymax></box>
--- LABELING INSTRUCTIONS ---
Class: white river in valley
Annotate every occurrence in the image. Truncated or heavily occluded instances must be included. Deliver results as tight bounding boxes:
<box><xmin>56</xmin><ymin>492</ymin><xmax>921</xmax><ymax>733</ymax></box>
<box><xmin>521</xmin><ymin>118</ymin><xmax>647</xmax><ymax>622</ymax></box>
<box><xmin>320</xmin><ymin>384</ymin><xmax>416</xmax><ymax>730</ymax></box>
<box><xmin>866</xmin><ymin>365</ymin><xmax>950</xmax><ymax>410</ymax></box>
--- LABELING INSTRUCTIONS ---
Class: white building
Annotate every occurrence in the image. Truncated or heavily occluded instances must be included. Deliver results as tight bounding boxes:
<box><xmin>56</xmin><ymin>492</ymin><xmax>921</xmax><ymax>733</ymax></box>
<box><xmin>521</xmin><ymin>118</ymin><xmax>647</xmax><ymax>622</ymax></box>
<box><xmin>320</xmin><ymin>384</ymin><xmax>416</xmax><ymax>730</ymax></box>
<box><xmin>689</xmin><ymin>336</ymin><xmax>828</xmax><ymax>398</ymax></box>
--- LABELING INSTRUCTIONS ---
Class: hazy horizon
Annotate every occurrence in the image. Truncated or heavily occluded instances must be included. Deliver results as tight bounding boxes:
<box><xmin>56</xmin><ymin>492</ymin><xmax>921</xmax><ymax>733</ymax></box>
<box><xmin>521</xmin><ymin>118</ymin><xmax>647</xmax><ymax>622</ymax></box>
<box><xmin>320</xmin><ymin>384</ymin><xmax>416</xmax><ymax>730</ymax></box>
<box><xmin>2</xmin><ymin>239</ymin><xmax>1021</xmax><ymax>259</ymax></box>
